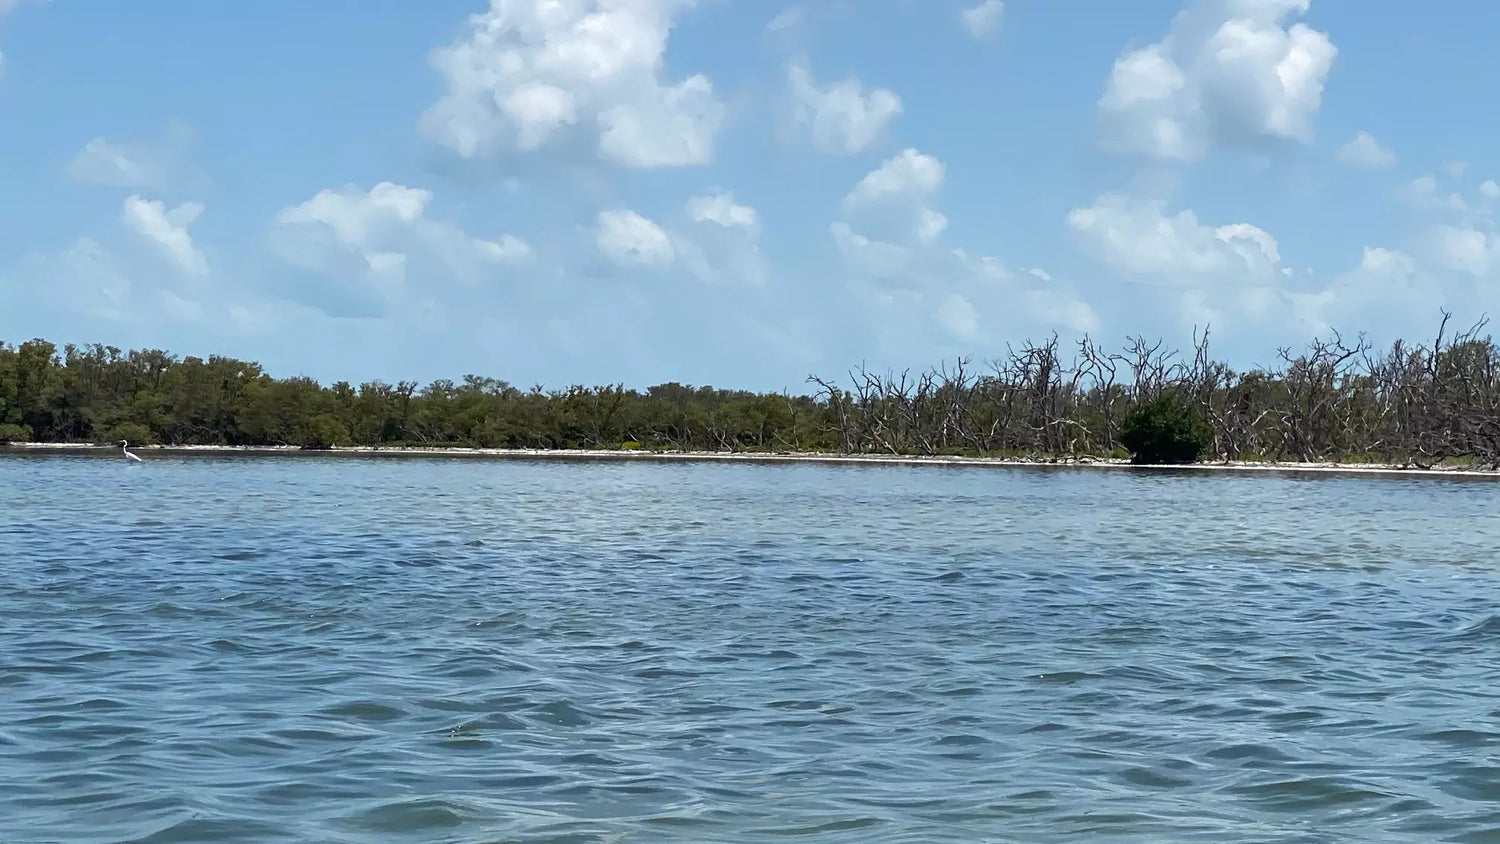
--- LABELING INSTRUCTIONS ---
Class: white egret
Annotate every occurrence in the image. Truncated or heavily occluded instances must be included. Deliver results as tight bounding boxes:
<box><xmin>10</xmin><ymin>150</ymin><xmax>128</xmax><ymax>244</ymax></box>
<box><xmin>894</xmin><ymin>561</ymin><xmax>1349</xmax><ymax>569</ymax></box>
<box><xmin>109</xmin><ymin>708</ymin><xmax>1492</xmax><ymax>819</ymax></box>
<box><xmin>120</xmin><ymin>440</ymin><xmax>143</xmax><ymax>463</ymax></box>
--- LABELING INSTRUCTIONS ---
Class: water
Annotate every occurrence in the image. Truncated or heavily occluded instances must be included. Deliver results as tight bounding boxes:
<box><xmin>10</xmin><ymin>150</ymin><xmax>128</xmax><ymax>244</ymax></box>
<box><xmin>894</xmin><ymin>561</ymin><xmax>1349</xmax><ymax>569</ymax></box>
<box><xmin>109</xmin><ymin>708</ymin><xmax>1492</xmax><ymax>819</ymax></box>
<box><xmin>3</xmin><ymin>454</ymin><xmax>1500</xmax><ymax>843</ymax></box>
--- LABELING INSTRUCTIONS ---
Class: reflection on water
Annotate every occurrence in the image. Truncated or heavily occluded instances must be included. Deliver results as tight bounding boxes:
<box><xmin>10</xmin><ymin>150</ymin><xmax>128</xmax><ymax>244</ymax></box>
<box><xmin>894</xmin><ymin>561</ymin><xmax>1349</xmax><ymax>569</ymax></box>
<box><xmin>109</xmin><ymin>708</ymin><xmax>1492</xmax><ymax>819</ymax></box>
<box><xmin>3</xmin><ymin>454</ymin><xmax>1500</xmax><ymax>842</ymax></box>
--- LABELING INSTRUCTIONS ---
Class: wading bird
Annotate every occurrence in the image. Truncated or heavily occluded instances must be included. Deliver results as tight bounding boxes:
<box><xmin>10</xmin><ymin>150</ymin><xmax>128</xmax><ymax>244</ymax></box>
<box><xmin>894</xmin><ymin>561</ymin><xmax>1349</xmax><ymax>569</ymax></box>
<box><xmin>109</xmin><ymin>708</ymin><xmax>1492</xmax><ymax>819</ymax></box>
<box><xmin>120</xmin><ymin>440</ymin><xmax>143</xmax><ymax>463</ymax></box>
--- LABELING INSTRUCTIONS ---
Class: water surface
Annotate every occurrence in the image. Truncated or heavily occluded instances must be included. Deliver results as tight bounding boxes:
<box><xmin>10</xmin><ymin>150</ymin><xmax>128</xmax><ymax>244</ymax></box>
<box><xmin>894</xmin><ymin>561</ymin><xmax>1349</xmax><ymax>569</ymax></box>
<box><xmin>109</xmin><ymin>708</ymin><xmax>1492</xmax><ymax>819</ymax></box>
<box><xmin>3</xmin><ymin>454</ymin><xmax>1500</xmax><ymax>842</ymax></box>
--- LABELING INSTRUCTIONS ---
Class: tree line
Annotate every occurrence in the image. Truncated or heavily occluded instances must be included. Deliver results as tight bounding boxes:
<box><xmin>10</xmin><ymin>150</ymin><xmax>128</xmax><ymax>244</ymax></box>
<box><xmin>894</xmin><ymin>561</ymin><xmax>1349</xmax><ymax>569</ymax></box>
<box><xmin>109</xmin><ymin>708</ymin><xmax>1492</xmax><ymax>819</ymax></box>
<box><xmin>2</xmin><ymin>311</ymin><xmax>1498</xmax><ymax>467</ymax></box>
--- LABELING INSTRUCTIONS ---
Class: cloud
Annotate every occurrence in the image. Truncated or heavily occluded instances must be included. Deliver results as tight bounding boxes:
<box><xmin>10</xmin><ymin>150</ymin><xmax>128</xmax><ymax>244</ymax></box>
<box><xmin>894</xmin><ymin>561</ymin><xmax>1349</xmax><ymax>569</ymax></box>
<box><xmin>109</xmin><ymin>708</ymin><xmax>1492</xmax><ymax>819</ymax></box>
<box><xmin>1097</xmin><ymin>0</ymin><xmax>1337</xmax><ymax>161</ymax></box>
<box><xmin>1289</xmin><ymin>246</ymin><xmax>1445</xmax><ymax>338</ymax></box>
<box><xmin>69</xmin><ymin>139</ymin><xmax>154</xmax><ymax>187</ymax></box>
<box><xmin>1401</xmin><ymin>174</ymin><xmax>1500</xmax><ymax>272</ymax></box>
<box><xmin>8</xmin><ymin>232</ymin><xmax>253</xmax><ymax>332</ymax></box>
<box><xmin>1432</xmin><ymin>225</ymin><xmax>1498</xmax><ymax>278</ymax></box>
<box><xmin>419</xmin><ymin>0</ymin><xmax>725</xmax><ymax>168</ymax></box>
<box><xmin>596</xmin><ymin>209</ymin><xmax>675</xmax><ymax>268</ymax></box>
<box><xmin>1402</xmin><ymin>173</ymin><xmax>1471</xmax><ymax>215</ymax></box>
<box><xmin>787</xmin><ymin>61</ymin><xmax>902</xmax><ymax>156</ymax></box>
<box><xmin>1336</xmin><ymin>131</ymin><xmax>1395</xmax><ymax>169</ymax></box>
<box><xmin>949</xmin><ymin>248</ymin><xmax>1102</xmax><ymax>335</ymax></box>
<box><xmin>827</xmin><ymin>151</ymin><xmax>1098</xmax><ymax>349</ymax></box>
<box><xmin>1063</xmin><ymin>191</ymin><xmax>1448</xmax><ymax>342</ymax></box>
<box><xmin>66</xmin><ymin>124</ymin><xmax>199</xmax><ymax>192</ymax></box>
<box><xmin>270</xmin><ymin>181</ymin><xmax>530</xmax><ymax>316</ymax></box>
<box><xmin>960</xmin><ymin>0</ymin><xmax>1004</xmax><ymax>40</ymax></box>
<box><xmin>766</xmin><ymin>6</ymin><xmax>803</xmax><ymax>32</ymax></box>
<box><xmin>1342</xmin><ymin>247</ymin><xmax>1433</xmax><ymax>310</ymax></box>
<box><xmin>678</xmin><ymin>190</ymin><xmax>765</xmax><ymax>285</ymax></box>
<box><xmin>847</xmin><ymin>248</ymin><xmax>1101</xmax><ymax>356</ymax></box>
<box><xmin>1386</xmin><ymin>175</ymin><xmax>1500</xmax><ymax>323</ymax></box>
<box><xmin>122</xmin><ymin>196</ymin><xmax>208</xmax><ymax>276</ymax></box>
<box><xmin>18</xmin><ymin>238</ymin><xmax>136</xmax><ymax>321</ymax></box>
<box><xmin>935</xmin><ymin>292</ymin><xmax>981</xmax><ymax>340</ymax></box>
<box><xmin>475</xmin><ymin>234</ymin><xmax>533</xmax><ymax>263</ymax></box>
<box><xmin>687</xmin><ymin>191</ymin><xmax>758</xmax><ymax>231</ymax></box>
<box><xmin>1066</xmin><ymin>192</ymin><xmax>1283</xmax><ymax>281</ymax></box>
<box><xmin>832</xmin><ymin>148</ymin><xmax>947</xmax><ymax>276</ymax></box>
<box><xmin>0</xmin><ymin>0</ymin><xmax>17</xmax><ymax>75</ymax></box>
<box><xmin>1065</xmin><ymin>192</ymin><xmax>1313</xmax><ymax>335</ymax></box>
<box><xmin>587</xmin><ymin>192</ymin><xmax>767</xmax><ymax>284</ymax></box>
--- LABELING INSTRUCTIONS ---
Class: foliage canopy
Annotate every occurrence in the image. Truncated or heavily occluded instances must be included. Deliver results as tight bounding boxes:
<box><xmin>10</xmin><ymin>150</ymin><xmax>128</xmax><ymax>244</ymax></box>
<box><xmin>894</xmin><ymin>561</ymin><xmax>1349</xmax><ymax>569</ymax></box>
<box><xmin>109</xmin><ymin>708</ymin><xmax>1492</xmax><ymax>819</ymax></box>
<box><xmin>2</xmin><ymin>313</ymin><xmax>1499</xmax><ymax>470</ymax></box>
<box><xmin>1118</xmin><ymin>393</ymin><xmax>1214</xmax><ymax>464</ymax></box>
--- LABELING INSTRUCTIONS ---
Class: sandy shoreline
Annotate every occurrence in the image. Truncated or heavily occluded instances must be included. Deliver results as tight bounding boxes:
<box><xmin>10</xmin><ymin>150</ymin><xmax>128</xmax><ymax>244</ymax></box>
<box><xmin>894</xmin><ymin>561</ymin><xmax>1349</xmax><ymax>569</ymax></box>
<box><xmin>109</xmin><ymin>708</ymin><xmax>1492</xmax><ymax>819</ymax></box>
<box><xmin>4</xmin><ymin>441</ymin><xmax>1498</xmax><ymax>478</ymax></box>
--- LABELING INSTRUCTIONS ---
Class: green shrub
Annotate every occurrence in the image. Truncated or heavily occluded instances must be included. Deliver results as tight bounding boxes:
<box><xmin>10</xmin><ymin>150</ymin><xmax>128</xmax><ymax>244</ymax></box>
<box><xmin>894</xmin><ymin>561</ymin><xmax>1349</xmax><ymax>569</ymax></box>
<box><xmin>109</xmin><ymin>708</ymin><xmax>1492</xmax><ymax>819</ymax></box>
<box><xmin>103</xmin><ymin>422</ymin><xmax>156</xmax><ymax>446</ymax></box>
<box><xmin>0</xmin><ymin>423</ymin><xmax>32</xmax><ymax>443</ymax></box>
<box><xmin>620</xmin><ymin>440</ymin><xmax>642</xmax><ymax>451</ymax></box>
<box><xmin>299</xmin><ymin>415</ymin><xmax>347</xmax><ymax>450</ymax></box>
<box><xmin>1119</xmin><ymin>394</ymin><xmax>1213</xmax><ymax>465</ymax></box>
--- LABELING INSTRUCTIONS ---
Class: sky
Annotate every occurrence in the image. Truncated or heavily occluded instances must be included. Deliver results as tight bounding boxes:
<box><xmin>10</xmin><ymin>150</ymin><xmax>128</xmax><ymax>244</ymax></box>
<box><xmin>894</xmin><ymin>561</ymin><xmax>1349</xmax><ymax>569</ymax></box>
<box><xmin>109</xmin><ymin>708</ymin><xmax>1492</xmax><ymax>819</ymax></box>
<box><xmin>2</xmin><ymin>0</ymin><xmax>1498</xmax><ymax>392</ymax></box>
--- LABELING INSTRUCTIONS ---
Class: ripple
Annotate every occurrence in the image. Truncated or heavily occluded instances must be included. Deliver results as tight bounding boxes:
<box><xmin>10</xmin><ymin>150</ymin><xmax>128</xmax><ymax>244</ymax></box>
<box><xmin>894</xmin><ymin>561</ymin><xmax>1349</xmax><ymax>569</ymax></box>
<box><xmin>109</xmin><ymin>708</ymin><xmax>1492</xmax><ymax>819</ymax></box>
<box><xmin>3</xmin><ymin>455</ymin><xmax>1500</xmax><ymax>841</ymax></box>
<box><xmin>345</xmin><ymin>797</ymin><xmax>474</xmax><ymax>832</ymax></box>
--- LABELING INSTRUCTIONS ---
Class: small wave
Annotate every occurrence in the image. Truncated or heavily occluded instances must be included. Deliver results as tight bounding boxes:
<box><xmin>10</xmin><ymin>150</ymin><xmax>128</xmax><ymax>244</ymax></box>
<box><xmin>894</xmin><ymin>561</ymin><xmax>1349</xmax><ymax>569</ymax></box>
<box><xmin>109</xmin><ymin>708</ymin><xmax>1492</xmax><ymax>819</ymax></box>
<box><xmin>933</xmin><ymin>733</ymin><xmax>992</xmax><ymax>747</ymax></box>
<box><xmin>344</xmin><ymin>797</ymin><xmax>472</xmax><ymax>833</ymax></box>
<box><xmin>748</xmin><ymin>816</ymin><xmax>884</xmax><ymax>836</ymax></box>
<box><xmin>125</xmin><ymin>816</ymin><xmax>291</xmax><ymax>844</ymax></box>
<box><xmin>1229</xmin><ymin>776</ymin><xmax>1394</xmax><ymax>811</ymax></box>
<box><xmin>529</xmin><ymin>700</ymin><xmax>595</xmax><ymax>727</ymax></box>
<box><xmin>318</xmin><ymin>700</ymin><xmax>407</xmax><ymax>723</ymax></box>
<box><xmin>1117</xmin><ymin>766</ymin><xmax>1194</xmax><ymax>789</ymax></box>
<box><xmin>1032</xmin><ymin>670</ymin><xmax>1100</xmax><ymax>684</ymax></box>
<box><xmin>1205</xmin><ymin>743</ymin><xmax>1299</xmax><ymax>763</ymax></box>
<box><xmin>1446</xmin><ymin>614</ymin><xmax>1500</xmax><ymax>640</ymax></box>
<box><xmin>1416</xmin><ymin>728</ymin><xmax>1497</xmax><ymax>747</ymax></box>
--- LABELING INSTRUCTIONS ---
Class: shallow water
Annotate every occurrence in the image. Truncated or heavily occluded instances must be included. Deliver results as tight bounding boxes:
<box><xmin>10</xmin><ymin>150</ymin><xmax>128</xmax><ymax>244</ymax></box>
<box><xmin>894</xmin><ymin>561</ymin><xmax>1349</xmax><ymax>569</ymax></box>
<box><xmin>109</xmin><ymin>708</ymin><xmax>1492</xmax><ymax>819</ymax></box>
<box><xmin>3</xmin><ymin>454</ymin><xmax>1500</xmax><ymax>842</ymax></box>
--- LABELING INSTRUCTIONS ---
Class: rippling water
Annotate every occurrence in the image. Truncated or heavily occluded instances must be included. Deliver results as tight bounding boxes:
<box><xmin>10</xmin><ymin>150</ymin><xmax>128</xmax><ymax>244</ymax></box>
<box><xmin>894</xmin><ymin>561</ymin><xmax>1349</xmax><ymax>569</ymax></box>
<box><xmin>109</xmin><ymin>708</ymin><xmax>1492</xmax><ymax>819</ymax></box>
<box><xmin>5</xmin><ymin>454</ymin><xmax>1500</xmax><ymax>842</ymax></box>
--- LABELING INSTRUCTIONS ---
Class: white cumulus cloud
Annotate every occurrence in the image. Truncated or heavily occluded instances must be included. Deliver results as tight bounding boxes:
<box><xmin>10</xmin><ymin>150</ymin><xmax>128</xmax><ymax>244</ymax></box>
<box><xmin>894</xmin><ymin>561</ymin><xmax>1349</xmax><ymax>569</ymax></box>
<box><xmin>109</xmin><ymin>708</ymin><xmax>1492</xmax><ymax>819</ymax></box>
<box><xmin>833</xmin><ymin>150</ymin><xmax>948</xmax><ymax>269</ymax></box>
<box><xmin>1097</xmin><ymin>0</ymin><xmax>1338</xmax><ymax>161</ymax></box>
<box><xmin>787</xmin><ymin>61</ymin><xmax>902</xmax><ymax>156</ymax></box>
<box><xmin>687</xmin><ymin>190</ymin><xmax>758</xmax><ymax>232</ymax></box>
<box><xmin>1066</xmin><ymin>192</ymin><xmax>1283</xmax><ymax>281</ymax></box>
<box><xmin>678</xmin><ymin>191</ymin><xmax>765</xmax><ymax>285</ymax></box>
<box><xmin>597</xmin><ymin>209</ymin><xmax>675</xmax><ymax>267</ymax></box>
<box><xmin>960</xmin><ymin>0</ymin><xmax>1004</xmax><ymax>39</ymax></box>
<box><xmin>1336</xmin><ymin>131</ymin><xmax>1396</xmax><ymax>169</ymax></box>
<box><xmin>1291</xmin><ymin>246</ymin><xmax>1445</xmax><ymax>338</ymax></box>
<box><xmin>1432</xmin><ymin>225</ymin><xmax>1498</xmax><ymax>279</ymax></box>
<box><xmin>271</xmin><ymin>182</ymin><xmax>530</xmax><ymax>316</ymax></box>
<box><xmin>1391</xmin><ymin>175</ymin><xmax>1500</xmax><ymax>313</ymax></box>
<box><xmin>1062</xmin><ymin>191</ymin><xmax>1432</xmax><ymax>339</ymax></box>
<box><xmin>419</xmin><ymin>0</ymin><xmax>725</xmax><ymax>168</ymax></box>
<box><xmin>122</xmin><ymin>196</ymin><xmax>208</xmax><ymax>276</ymax></box>
<box><xmin>832</xmin><ymin>148</ymin><xmax>948</xmax><ymax>276</ymax></box>
<box><xmin>827</xmin><ymin>152</ymin><xmax>1098</xmax><ymax>347</ymax></box>
<box><xmin>589</xmin><ymin>194</ymin><xmax>765</xmax><ymax>284</ymax></box>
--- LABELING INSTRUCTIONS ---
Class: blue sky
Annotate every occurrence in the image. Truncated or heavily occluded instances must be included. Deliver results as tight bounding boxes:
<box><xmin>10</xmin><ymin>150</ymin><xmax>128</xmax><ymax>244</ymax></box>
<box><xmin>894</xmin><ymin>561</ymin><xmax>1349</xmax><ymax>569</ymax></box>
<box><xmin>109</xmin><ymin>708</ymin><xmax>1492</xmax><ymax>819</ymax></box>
<box><xmin>2</xmin><ymin>0</ymin><xmax>1498</xmax><ymax>392</ymax></box>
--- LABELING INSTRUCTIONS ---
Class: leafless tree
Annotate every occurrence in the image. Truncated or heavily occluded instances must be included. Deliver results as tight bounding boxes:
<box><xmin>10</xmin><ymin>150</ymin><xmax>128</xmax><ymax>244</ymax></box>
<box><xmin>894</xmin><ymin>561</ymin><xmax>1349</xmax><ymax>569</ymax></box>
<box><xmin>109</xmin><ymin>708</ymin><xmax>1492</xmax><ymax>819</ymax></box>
<box><xmin>805</xmin><ymin>312</ymin><xmax>1500</xmax><ymax>468</ymax></box>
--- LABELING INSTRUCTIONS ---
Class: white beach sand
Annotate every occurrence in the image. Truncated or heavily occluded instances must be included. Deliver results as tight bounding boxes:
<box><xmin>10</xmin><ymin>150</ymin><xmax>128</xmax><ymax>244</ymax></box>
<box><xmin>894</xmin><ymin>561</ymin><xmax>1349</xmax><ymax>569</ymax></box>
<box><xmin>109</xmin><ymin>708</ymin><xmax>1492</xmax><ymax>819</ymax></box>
<box><xmin>6</xmin><ymin>442</ymin><xmax>1498</xmax><ymax>478</ymax></box>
